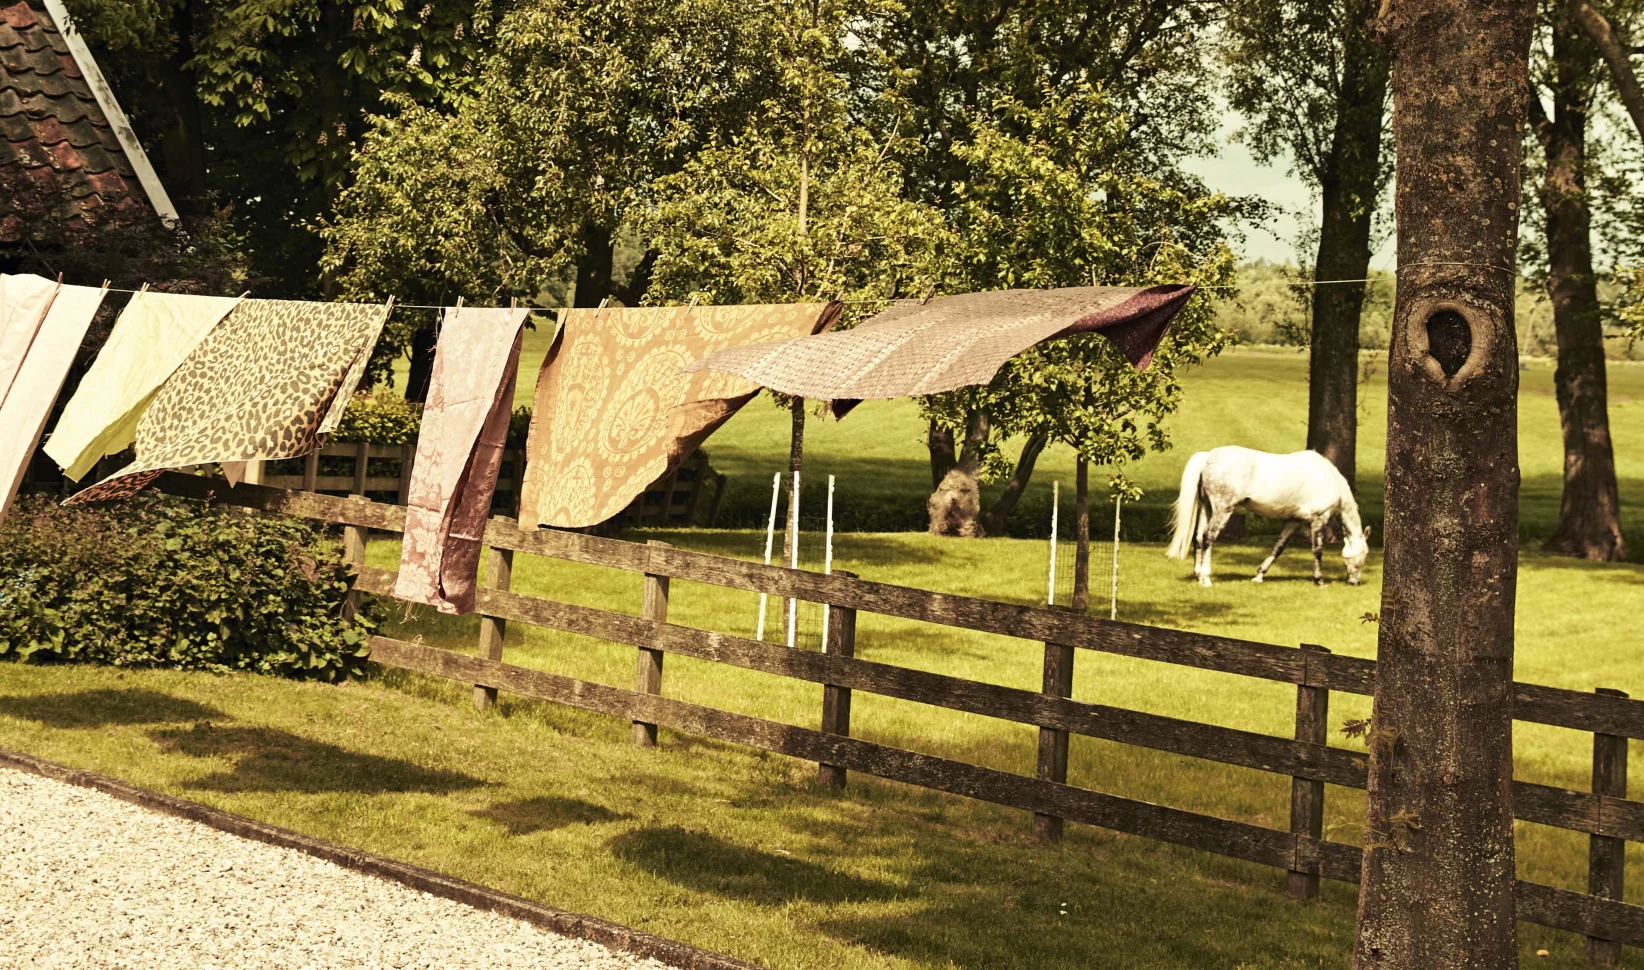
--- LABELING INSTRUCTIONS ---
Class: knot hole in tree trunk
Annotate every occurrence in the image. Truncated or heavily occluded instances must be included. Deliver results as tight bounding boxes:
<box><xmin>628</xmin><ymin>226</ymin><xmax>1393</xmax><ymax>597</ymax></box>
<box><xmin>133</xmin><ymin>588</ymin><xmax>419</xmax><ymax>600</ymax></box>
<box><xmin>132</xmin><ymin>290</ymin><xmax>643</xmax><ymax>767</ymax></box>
<box><xmin>1425</xmin><ymin>309</ymin><xmax>1472</xmax><ymax>377</ymax></box>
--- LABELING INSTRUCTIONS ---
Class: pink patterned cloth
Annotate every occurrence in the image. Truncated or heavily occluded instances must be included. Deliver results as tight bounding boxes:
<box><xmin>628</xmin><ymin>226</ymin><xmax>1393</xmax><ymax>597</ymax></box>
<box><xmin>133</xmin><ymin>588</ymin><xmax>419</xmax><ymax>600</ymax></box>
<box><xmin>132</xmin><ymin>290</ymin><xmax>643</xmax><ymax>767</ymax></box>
<box><xmin>394</xmin><ymin>306</ymin><xmax>530</xmax><ymax>615</ymax></box>
<box><xmin>0</xmin><ymin>281</ymin><xmax>105</xmax><ymax>520</ymax></box>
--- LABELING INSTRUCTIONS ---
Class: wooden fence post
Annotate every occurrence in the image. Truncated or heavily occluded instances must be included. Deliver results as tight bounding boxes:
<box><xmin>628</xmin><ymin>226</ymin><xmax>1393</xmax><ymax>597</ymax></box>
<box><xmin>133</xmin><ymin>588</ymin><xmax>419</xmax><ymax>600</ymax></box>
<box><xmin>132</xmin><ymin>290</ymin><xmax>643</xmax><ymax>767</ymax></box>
<box><xmin>1034</xmin><ymin>624</ymin><xmax>1076</xmax><ymax>843</ymax></box>
<box><xmin>474</xmin><ymin>538</ymin><xmax>514</xmax><ymax>711</ymax></box>
<box><xmin>818</xmin><ymin>571</ymin><xmax>859</xmax><ymax>790</ymax></box>
<box><xmin>396</xmin><ymin>444</ymin><xmax>416</xmax><ymax>506</ymax></box>
<box><xmin>341</xmin><ymin>494</ymin><xmax>369</xmax><ymax>623</ymax></box>
<box><xmin>633</xmin><ymin>540</ymin><xmax>672</xmax><ymax>747</ymax></box>
<box><xmin>1287</xmin><ymin>643</ymin><xmax>1330</xmax><ymax>900</ymax></box>
<box><xmin>302</xmin><ymin>451</ymin><xmax>319</xmax><ymax>492</ymax></box>
<box><xmin>1588</xmin><ymin>687</ymin><xmax>1629</xmax><ymax>966</ymax></box>
<box><xmin>352</xmin><ymin>441</ymin><xmax>370</xmax><ymax>495</ymax></box>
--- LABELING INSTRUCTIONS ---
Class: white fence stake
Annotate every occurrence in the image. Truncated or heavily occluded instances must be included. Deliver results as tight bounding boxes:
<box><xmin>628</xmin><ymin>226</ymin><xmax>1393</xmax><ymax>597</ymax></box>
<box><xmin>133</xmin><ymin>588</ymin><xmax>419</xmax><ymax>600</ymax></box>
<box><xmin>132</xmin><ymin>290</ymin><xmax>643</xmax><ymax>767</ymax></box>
<box><xmin>1111</xmin><ymin>493</ymin><xmax>1122</xmax><ymax>621</ymax></box>
<box><xmin>787</xmin><ymin>470</ymin><xmax>802</xmax><ymax>648</ymax></box>
<box><xmin>756</xmin><ymin>472</ymin><xmax>780</xmax><ymax>641</ymax></box>
<box><xmin>1047</xmin><ymin>480</ymin><xmax>1060</xmax><ymax>606</ymax></box>
<box><xmin>822</xmin><ymin>474</ymin><xmax>836</xmax><ymax>650</ymax></box>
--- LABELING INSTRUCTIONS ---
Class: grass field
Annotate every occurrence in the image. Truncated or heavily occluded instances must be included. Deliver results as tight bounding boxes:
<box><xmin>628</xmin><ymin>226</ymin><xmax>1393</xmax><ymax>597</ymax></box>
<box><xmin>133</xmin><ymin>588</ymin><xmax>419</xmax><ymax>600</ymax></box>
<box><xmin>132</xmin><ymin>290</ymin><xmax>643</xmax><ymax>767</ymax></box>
<box><xmin>1</xmin><ymin>344</ymin><xmax>1640</xmax><ymax>968</ymax></box>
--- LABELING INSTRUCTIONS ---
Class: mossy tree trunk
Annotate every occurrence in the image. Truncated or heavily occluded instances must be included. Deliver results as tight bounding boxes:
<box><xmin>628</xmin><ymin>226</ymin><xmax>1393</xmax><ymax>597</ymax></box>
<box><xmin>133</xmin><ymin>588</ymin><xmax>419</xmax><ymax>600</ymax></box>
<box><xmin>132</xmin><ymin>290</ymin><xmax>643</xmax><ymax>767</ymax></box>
<box><xmin>1352</xmin><ymin>2</ymin><xmax>1533</xmax><ymax>968</ymax></box>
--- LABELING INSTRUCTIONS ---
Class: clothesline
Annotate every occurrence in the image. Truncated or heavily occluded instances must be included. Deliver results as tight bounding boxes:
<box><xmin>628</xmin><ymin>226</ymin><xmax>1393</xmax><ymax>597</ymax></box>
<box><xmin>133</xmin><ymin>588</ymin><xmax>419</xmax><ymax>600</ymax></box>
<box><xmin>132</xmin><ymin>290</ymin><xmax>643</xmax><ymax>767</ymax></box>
<box><xmin>86</xmin><ymin>261</ymin><xmax>1514</xmax><ymax>311</ymax></box>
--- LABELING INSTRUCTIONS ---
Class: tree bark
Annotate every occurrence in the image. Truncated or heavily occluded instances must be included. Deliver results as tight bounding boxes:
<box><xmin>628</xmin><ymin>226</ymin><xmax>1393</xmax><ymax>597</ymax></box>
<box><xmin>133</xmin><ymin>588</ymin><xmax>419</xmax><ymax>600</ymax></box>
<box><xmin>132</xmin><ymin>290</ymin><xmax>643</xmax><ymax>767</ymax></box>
<box><xmin>1072</xmin><ymin>459</ymin><xmax>1090</xmax><ymax>611</ymax></box>
<box><xmin>403</xmin><ymin>321</ymin><xmax>438</xmax><ymax>404</ymax></box>
<box><xmin>979</xmin><ymin>432</ymin><xmax>1049</xmax><ymax>536</ymax></box>
<box><xmin>573</xmin><ymin>223</ymin><xmax>615</xmax><ymax>308</ymax></box>
<box><xmin>1540</xmin><ymin>9</ymin><xmax>1626</xmax><ymax>561</ymax></box>
<box><xmin>1306</xmin><ymin>0</ymin><xmax>1391</xmax><ymax>489</ymax></box>
<box><xmin>1352</xmin><ymin>3</ymin><xmax>1532</xmax><ymax>969</ymax></box>
<box><xmin>927</xmin><ymin>410</ymin><xmax>987</xmax><ymax>537</ymax></box>
<box><xmin>928</xmin><ymin>419</ymin><xmax>957</xmax><ymax>489</ymax></box>
<box><xmin>1571</xmin><ymin>0</ymin><xmax>1644</xmax><ymax>142</ymax></box>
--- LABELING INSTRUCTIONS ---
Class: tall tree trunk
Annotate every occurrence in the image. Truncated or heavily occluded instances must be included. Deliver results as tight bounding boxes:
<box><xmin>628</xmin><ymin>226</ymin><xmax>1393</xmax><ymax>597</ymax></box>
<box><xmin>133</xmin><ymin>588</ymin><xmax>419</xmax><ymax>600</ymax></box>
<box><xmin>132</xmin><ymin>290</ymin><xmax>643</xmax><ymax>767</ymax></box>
<box><xmin>1306</xmin><ymin>0</ymin><xmax>1391</xmax><ymax>489</ymax></box>
<box><xmin>404</xmin><ymin>320</ymin><xmax>438</xmax><ymax>403</ymax></box>
<box><xmin>1571</xmin><ymin>0</ymin><xmax>1644</xmax><ymax>141</ymax></box>
<box><xmin>120</xmin><ymin>5</ymin><xmax>209</xmax><ymax>213</ymax></box>
<box><xmin>1352</xmin><ymin>2</ymin><xmax>1532</xmax><ymax>968</ymax></box>
<box><xmin>979</xmin><ymin>432</ymin><xmax>1049</xmax><ymax>536</ymax></box>
<box><xmin>928</xmin><ymin>410</ymin><xmax>987</xmax><ymax>537</ymax></box>
<box><xmin>574</xmin><ymin>223</ymin><xmax>615</xmax><ymax>308</ymax></box>
<box><xmin>928</xmin><ymin>419</ymin><xmax>957</xmax><ymax>489</ymax></box>
<box><xmin>1541</xmin><ymin>13</ymin><xmax>1626</xmax><ymax>561</ymax></box>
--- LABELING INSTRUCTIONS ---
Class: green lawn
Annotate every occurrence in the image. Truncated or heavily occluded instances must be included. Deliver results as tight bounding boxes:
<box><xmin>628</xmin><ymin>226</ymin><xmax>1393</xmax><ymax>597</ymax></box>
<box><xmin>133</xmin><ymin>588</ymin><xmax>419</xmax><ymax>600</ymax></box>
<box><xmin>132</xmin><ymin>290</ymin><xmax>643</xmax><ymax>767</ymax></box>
<box><xmin>2</xmin><ymin>344</ymin><xmax>1640</xmax><ymax>968</ymax></box>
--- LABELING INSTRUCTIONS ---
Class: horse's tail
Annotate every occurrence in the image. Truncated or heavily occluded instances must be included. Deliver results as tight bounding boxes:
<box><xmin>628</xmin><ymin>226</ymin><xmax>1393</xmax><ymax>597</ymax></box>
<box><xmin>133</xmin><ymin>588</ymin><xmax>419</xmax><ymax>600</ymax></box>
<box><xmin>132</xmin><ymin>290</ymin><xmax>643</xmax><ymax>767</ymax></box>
<box><xmin>1166</xmin><ymin>452</ymin><xmax>1210</xmax><ymax>560</ymax></box>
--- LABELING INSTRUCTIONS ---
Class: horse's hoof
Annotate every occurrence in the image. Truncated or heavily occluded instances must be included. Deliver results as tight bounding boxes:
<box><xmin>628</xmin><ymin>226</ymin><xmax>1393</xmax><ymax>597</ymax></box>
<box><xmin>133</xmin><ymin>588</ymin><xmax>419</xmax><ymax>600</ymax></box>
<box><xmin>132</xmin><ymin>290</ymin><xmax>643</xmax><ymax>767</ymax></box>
<box><xmin>1251</xmin><ymin>575</ymin><xmax>1263</xmax><ymax>583</ymax></box>
<box><xmin>1314</xmin><ymin>579</ymin><xmax>1328</xmax><ymax>587</ymax></box>
<box><xmin>1347</xmin><ymin>578</ymin><xmax>1362</xmax><ymax>586</ymax></box>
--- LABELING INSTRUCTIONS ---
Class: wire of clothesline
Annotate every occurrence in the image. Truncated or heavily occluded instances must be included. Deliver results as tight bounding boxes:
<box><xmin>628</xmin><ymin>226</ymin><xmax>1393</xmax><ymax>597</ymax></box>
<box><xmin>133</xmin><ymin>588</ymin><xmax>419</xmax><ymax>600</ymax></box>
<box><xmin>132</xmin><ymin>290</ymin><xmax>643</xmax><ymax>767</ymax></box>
<box><xmin>82</xmin><ymin>260</ymin><xmax>1521</xmax><ymax>310</ymax></box>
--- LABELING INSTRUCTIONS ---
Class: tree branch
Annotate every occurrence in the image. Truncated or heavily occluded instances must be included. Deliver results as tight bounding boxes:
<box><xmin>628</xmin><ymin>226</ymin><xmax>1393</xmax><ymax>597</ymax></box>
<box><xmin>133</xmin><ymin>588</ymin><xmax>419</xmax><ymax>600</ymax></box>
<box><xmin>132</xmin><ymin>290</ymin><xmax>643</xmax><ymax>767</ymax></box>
<box><xmin>1571</xmin><ymin>0</ymin><xmax>1644</xmax><ymax>142</ymax></box>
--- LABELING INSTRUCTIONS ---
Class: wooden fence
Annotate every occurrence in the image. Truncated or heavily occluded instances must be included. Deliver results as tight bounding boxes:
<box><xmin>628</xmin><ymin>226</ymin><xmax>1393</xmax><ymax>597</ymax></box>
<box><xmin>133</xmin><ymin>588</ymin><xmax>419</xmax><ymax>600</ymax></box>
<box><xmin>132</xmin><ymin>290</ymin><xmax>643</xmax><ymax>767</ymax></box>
<box><xmin>153</xmin><ymin>470</ymin><xmax>1644</xmax><ymax>964</ymax></box>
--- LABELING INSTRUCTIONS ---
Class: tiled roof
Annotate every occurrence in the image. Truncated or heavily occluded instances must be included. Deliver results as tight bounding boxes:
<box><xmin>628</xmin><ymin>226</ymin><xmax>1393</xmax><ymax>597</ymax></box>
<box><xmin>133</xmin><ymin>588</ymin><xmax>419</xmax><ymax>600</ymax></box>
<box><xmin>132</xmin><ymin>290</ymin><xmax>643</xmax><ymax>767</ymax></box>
<box><xmin>0</xmin><ymin>0</ymin><xmax>149</xmax><ymax>243</ymax></box>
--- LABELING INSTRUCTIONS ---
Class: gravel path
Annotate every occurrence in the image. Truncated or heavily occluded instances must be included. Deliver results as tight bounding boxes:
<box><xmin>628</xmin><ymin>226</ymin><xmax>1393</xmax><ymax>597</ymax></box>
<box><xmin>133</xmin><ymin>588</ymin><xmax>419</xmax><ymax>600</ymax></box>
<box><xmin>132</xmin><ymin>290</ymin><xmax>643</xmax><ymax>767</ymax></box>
<box><xmin>0</xmin><ymin>767</ymin><xmax>674</xmax><ymax>970</ymax></box>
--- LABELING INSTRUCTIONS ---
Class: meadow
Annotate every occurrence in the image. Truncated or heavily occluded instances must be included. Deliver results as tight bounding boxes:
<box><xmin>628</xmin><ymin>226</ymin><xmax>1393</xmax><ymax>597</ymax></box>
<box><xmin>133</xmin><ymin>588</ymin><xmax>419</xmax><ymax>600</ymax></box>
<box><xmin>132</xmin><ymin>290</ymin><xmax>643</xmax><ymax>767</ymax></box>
<box><xmin>1</xmin><ymin>346</ymin><xmax>1642</xmax><ymax>968</ymax></box>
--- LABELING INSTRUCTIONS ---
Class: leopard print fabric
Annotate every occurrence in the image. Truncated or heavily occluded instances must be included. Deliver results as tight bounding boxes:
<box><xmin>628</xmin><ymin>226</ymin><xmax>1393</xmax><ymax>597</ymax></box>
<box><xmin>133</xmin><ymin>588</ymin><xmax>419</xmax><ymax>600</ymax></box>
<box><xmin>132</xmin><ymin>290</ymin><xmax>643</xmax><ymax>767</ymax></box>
<box><xmin>68</xmin><ymin>299</ymin><xmax>389</xmax><ymax>505</ymax></box>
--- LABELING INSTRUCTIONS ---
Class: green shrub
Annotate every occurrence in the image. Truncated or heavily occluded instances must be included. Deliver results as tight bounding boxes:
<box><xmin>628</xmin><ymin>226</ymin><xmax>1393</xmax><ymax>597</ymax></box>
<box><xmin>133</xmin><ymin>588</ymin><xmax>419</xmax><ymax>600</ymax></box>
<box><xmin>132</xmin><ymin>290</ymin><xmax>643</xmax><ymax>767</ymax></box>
<box><xmin>0</xmin><ymin>496</ymin><xmax>375</xmax><ymax>680</ymax></box>
<box><xmin>331</xmin><ymin>390</ymin><xmax>423</xmax><ymax>445</ymax></box>
<box><xmin>328</xmin><ymin>390</ymin><xmax>533</xmax><ymax>448</ymax></box>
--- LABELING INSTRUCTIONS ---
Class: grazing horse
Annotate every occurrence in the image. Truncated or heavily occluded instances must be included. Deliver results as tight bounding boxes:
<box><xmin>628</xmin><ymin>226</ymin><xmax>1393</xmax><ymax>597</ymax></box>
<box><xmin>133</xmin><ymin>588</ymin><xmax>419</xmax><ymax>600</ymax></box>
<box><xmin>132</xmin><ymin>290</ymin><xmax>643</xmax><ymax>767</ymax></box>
<box><xmin>1165</xmin><ymin>446</ymin><xmax>1370</xmax><ymax>587</ymax></box>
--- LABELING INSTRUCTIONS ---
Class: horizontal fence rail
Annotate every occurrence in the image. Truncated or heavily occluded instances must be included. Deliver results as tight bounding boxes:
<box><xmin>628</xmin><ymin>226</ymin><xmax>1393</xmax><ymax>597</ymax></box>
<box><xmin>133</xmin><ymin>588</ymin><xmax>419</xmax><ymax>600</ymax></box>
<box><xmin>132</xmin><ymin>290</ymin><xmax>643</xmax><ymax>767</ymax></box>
<box><xmin>147</xmin><ymin>471</ymin><xmax>1644</xmax><ymax>955</ymax></box>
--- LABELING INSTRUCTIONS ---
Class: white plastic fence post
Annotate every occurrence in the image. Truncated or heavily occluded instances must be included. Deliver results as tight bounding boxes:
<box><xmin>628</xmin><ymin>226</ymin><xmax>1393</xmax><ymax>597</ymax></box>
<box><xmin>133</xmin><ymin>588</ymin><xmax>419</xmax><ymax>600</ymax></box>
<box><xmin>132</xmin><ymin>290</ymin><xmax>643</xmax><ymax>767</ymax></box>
<box><xmin>822</xmin><ymin>474</ymin><xmax>835</xmax><ymax>649</ymax></box>
<box><xmin>1111</xmin><ymin>493</ymin><xmax>1122</xmax><ymax>621</ymax></box>
<box><xmin>787</xmin><ymin>470</ymin><xmax>801</xmax><ymax>648</ymax></box>
<box><xmin>1047</xmin><ymin>481</ymin><xmax>1060</xmax><ymax>606</ymax></box>
<box><xmin>756</xmin><ymin>472</ymin><xmax>780</xmax><ymax>641</ymax></box>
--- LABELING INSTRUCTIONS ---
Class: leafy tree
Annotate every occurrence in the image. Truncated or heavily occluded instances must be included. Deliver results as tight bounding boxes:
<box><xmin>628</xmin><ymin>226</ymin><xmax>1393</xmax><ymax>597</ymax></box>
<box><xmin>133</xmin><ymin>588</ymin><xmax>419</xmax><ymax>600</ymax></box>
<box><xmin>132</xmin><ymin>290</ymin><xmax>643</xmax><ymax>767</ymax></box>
<box><xmin>322</xmin><ymin>0</ymin><xmax>781</xmax><ymax>394</ymax></box>
<box><xmin>1223</xmin><ymin>0</ymin><xmax>1391</xmax><ymax>489</ymax></box>
<box><xmin>61</xmin><ymin>0</ymin><xmax>491</xmax><ymax>293</ymax></box>
<box><xmin>919</xmin><ymin>84</ymin><xmax>1241</xmax><ymax>538</ymax></box>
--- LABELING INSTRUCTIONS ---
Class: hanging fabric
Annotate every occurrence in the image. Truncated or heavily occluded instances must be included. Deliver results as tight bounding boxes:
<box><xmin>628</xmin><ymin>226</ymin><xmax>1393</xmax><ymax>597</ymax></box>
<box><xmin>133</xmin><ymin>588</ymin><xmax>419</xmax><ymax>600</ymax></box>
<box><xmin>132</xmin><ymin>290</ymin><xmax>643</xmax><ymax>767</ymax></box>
<box><xmin>67</xmin><ymin>299</ymin><xmax>391</xmax><ymax>504</ymax></box>
<box><xmin>0</xmin><ymin>283</ymin><xmax>107</xmax><ymax>520</ymax></box>
<box><xmin>519</xmin><ymin>301</ymin><xmax>841</xmax><ymax>529</ymax></box>
<box><xmin>44</xmin><ymin>289</ymin><xmax>244</xmax><ymax>481</ymax></box>
<box><xmin>395</xmin><ymin>304</ymin><xmax>530</xmax><ymax>615</ymax></box>
<box><xmin>686</xmin><ymin>285</ymin><xmax>1195</xmax><ymax>416</ymax></box>
<box><xmin>0</xmin><ymin>274</ymin><xmax>61</xmax><ymax>404</ymax></box>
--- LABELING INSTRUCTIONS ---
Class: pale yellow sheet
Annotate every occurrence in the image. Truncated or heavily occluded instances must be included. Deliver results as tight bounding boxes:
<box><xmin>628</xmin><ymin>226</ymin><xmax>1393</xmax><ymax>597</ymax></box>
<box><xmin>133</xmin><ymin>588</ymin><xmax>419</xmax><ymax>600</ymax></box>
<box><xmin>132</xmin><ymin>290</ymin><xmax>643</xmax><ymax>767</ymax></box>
<box><xmin>0</xmin><ymin>274</ymin><xmax>60</xmax><ymax>404</ymax></box>
<box><xmin>44</xmin><ymin>289</ymin><xmax>242</xmax><ymax>481</ymax></box>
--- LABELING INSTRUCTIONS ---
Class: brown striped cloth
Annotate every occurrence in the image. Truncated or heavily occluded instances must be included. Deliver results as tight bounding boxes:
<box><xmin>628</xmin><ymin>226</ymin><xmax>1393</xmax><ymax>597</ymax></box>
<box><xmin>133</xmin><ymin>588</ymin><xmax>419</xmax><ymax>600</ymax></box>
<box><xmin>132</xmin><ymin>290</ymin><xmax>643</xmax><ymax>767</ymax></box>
<box><xmin>520</xmin><ymin>302</ymin><xmax>840</xmax><ymax>529</ymax></box>
<box><xmin>395</xmin><ymin>306</ymin><xmax>530</xmax><ymax>615</ymax></box>
<box><xmin>67</xmin><ymin>299</ymin><xmax>391</xmax><ymax>504</ymax></box>
<box><xmin>685</xmin><ymin>285</ymin><xmax>1193</xmax><ymax>415</ymax></box>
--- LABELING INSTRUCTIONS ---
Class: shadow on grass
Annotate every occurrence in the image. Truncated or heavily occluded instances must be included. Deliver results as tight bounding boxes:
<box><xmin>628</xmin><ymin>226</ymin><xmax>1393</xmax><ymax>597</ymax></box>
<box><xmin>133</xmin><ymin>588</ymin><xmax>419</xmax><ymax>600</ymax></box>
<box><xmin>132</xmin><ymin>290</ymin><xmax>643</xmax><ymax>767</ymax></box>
<box><xmin>0</xmin><ymin>689</ymin><xmax>227</xmax><ymax>728</ymax></box>
<box><xmin>471</xmin><ymin>795</ymin><xmax>626</xmax><ymax>835</ymax></box>
<box><xmin>148</xmin><ymin>723</ymin><xmax>485</xmax><ymax>794</ymax></box>
<box><xmin>609</xmin><ymin>825</ymin><xmax>901</xmax><ymax>906</ymax></box>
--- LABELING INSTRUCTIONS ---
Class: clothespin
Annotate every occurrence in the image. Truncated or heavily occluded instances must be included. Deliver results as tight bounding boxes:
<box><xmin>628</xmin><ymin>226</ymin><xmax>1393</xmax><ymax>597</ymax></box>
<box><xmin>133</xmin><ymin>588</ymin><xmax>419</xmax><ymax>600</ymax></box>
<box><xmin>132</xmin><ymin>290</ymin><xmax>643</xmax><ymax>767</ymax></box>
<box><xmin>686</xmin><ymin>294</ymin><xmax>700</xmax><ymax>308</ymax></box>
<box><xmin>920</xmin><ymin>284</ymin><xmax>937</xmax><ymax>305</ymax></box>
<box><xmin>509</xmin><ymin>297</ymin><xmax>518</xmax><ymax>309</ymax></box>
<box><xmin>597</xmin><ymin>296</ymin><xmax>610</xmax><ymax>310</ymax></box>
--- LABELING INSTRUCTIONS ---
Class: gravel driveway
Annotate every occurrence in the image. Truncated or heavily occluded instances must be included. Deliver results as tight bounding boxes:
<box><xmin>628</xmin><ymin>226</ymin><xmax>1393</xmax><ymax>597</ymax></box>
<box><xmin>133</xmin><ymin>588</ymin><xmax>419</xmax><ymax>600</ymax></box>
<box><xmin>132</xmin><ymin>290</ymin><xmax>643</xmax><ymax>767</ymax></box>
<box><xmin>0</xmin><ymin>767</ymin><xmax>673</xmax><ymax>970</ymax></box>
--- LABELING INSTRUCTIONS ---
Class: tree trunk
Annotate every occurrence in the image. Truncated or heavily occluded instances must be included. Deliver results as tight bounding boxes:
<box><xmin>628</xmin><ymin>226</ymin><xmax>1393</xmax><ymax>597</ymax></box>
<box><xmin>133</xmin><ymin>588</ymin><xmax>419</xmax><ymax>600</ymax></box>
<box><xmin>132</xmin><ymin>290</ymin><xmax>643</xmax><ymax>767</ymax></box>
<box><xmin>1306</xmin><ymin>0</ymin><xmax>1391</xmax><ymax>489</ymax></box>
<box><xmin>979</xmin><ymin>432</ymin><xmax>1049</xmax><ymax>536</ymax></box>
<box><xmin>1352</xmin><ymin>2</ymin><xmax>1532</xmax><ymax>968</ymax></box>
<box><xmin>1072</xmin><ymin>459</ymin><xmax>1090</xmax><ymax>611</ymax></box>
<box><xmin>573</xmin><ymin>223</ymin><xmax>615</xmax><ymax>308</ymax></box>
<box><xmin>123</xmin><ymin>5</ymin><xmax>209</xmax><ymax>213</ymax></box>
<box><xmin>928</xmin><ymin>410</ymin><xmax>987</xmax><ymax>537</ymax></box>
<box><xmin>1541</xmin><ymin>13</ymin><xmax>1626</xmax><ymax>561</ymax></box>
<box><xmin>404</xmin><ymin>321</ymin><xmax>438</xmax><ymax>403</ymax></box>
<box><xmin>928</xmin><ymin>419</ymin><xmax>956</xmax><ymax>489</ymax></box>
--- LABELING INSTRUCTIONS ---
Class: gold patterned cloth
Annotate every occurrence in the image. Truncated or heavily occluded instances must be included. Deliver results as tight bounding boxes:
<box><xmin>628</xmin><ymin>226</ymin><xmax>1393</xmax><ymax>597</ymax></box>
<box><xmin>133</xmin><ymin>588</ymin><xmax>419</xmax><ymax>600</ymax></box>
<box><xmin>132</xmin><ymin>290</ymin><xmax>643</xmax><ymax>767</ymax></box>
<box><xmin>395</xmin><ymin>306</ymin><xmax>529</xmax><ymax>615</ymax></box>
<box><xmin>520</xmin><ymin>302</ymin><xmax>840</xmax><ymax>529</ymax></box>
<box><xmin>67</xmin><ymin>299</ymin><xmax>391</xmax><ymax>504</ymax></box>
<box><xmin>687</xmin><ymin>285</ymin><xmax>1194</xmax><ymax>414</ymax></box>
<box><xmin>0</xmin><ymin>282</ymin><xmax>105</xmax><ymax>520</ymax></box>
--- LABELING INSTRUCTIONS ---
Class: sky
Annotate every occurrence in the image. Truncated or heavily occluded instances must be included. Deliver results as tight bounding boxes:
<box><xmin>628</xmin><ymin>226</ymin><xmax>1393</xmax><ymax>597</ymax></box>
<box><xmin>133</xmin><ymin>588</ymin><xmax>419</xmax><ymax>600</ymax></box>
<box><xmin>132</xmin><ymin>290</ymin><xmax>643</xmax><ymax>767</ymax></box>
<box><xmin>1181</xmin><ymin>113</ymin><xmax>1399</xmax><ymax>271</ymax></box>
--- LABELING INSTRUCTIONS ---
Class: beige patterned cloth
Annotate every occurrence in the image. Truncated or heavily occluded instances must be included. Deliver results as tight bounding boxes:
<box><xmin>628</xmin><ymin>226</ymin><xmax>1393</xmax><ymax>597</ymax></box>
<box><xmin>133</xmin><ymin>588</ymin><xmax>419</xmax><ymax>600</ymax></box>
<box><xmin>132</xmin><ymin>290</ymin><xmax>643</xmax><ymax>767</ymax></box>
<box><xmin>520</xmin><ymin>302</ymin><xmax>840</xmax><ymax>529</ymax></box>
<box><xmin>0</xmin><ymin>282</ymin><xmax>105</xmax><ymax>520</ymax></box>
<box><xmin>395</xmin><ymin>306</ymin><xmax>529</xmax><ymax>615</ymax></box>
<box><xmin>67</xmin><ymin>299</ymin><xmax>391</xmax><ymax>505</ymax></box>
<box><xmin>687</xmin><ymin>285</ymin><xmax>1194</xmax><ymax>415</ymax></box>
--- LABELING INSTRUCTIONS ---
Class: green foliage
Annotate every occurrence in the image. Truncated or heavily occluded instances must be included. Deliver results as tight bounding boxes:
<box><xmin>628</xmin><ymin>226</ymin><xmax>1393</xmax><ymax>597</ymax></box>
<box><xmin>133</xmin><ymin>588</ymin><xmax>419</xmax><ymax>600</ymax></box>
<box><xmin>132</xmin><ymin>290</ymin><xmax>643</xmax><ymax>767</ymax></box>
<box><xmin>329</xmin><ymin>390</ymin><xmax>425</xmax><ymax>445</ymax></box>
<box><xmin>920</xmin><ymin>83</ymin><xmax>1244</xmax><ymax>474</ymax></box>
<box><xmin>326</xmin><ymin>390</ymin><xmax>532</xmax><ymax>447</ymax></box>
<box><xmin>0</xmin><ymin>496</ymin><xmax>374</xmax><ymax>679</ymax></box>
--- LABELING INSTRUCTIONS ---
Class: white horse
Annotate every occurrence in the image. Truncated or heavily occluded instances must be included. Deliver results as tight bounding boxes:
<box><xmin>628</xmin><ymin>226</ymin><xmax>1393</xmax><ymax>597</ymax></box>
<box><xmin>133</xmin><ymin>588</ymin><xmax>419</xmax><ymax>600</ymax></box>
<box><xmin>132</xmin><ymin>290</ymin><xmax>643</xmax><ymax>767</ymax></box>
<box><xmin>1166</xmin><ymin>446</ymin><xmax>1370</xmax><ymax>587</ymax></box>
